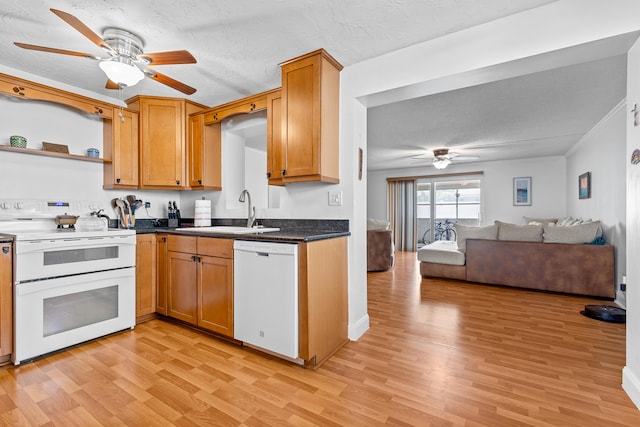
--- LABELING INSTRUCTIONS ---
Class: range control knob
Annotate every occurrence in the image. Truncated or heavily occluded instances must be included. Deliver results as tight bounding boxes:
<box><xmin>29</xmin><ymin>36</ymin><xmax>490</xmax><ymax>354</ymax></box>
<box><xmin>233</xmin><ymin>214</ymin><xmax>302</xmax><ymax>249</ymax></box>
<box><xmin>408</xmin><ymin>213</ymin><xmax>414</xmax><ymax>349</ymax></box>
<box><xmin>14</xmin><ymin>202</ymin><xmax>24</xmax><ymax>209</ymax></box>
<box><xmin>0</xmin><ymin>202</ymin><xmax>10</xmax><ymax>209</ymax></box>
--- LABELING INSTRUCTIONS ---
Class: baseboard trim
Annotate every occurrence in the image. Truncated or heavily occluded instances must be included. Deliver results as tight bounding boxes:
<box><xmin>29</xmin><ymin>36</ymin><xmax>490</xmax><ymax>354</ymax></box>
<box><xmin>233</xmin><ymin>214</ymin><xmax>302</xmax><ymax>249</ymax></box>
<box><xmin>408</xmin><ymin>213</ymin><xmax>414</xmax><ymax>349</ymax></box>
<box><xmin>348</xmin><ymin>313</ymin><xmax>370</xmax><ymax>341</ymax></box>
<box><xmin>622</xmin><ymin>366</ymin><xmax>640</xmax><ymax>410</ymax></box>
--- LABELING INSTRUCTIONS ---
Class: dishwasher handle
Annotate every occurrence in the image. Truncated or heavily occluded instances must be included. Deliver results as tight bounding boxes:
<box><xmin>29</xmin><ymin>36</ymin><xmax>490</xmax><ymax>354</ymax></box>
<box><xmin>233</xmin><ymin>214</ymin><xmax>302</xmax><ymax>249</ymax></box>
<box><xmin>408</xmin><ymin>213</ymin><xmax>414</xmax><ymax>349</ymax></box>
<box><xmin>256</xmin><ymin>252</ymin><xmax>269</xmax><ymax>257</ymax></box>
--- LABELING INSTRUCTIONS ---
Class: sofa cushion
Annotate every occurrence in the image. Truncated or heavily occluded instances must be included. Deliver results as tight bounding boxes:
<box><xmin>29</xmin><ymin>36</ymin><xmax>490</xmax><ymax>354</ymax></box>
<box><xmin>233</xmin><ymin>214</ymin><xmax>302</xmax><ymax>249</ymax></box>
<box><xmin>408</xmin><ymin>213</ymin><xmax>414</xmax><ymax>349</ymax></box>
<box><xmin>455</xmin><ymin>223</ymin><xmax>498</xmax><ymax>252</ymax></box>
<box><xmin>417</xmin><ymin>240</ymin><xmax>465</xmax><ymax>266</ymax></box>
<box><xmin>496</xmin><ymin>221</ymin><xmax>543</xmax><ymax>242</ymax></box>
<box><xmin>523</xmin><ymin>216</ymin><xmax>557</xmax><ymax>226</ymax></box>
<box><xmin>367</xmin><ymin>217</ymin><xmax>390</xmax><ymax>230</ymax></box>
<box><xmin>543</xmin><ymin>220</ymin><xmax>601</xmax><ymax>244</ymax></box>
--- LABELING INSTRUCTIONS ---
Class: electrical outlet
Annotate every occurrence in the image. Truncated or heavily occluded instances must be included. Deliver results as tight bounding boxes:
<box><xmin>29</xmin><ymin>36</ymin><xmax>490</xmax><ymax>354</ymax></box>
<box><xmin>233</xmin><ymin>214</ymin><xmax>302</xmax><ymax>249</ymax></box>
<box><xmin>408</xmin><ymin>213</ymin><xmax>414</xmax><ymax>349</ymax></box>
<box><xmin>144</xmin><ymin>201</ymin><xmax>151</xmax><ymax>208</ymax></box>
<box><xmin>328</xmin><ymin>190</ymin><xmax>343</xmax><ymax>206</ymax></box>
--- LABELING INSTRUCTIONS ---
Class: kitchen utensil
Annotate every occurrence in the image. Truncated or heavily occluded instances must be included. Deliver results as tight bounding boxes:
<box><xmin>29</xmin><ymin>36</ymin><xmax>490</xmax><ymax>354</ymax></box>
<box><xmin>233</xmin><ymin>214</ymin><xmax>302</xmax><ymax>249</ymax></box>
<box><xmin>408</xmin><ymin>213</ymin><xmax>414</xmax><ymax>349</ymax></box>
<box><xmin>115</xmin><ymin>199</ymin><xmax>127</xmax><ymax>228</ymax></box>
<box><xmin>10</xmin><ymin>135</ymin><xmax>27</xmax><ymax>148</ymax></box>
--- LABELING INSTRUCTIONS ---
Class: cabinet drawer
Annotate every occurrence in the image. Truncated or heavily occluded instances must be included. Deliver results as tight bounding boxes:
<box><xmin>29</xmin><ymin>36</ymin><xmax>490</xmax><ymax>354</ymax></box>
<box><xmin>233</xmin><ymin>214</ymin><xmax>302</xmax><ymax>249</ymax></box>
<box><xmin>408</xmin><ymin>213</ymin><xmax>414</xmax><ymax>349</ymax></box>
<box><xmin>197</xmin><ymin>237</ymin><xmax>234</xmax><ymax>258</ymax></box>
<box><xmin>167</xmin><ymin>235</ymin><xmax>197</xmax><ymax>253</ymax></box>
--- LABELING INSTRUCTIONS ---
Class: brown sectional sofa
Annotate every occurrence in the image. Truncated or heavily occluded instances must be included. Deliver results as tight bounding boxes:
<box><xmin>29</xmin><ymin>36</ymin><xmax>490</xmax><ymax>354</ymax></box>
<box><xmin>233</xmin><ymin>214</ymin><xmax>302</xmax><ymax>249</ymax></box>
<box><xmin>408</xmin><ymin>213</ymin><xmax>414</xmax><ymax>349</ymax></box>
<box><xmin>419</xmin><ymin>238</ymin><xmax>615</xmax><ymax>298</ymax></box>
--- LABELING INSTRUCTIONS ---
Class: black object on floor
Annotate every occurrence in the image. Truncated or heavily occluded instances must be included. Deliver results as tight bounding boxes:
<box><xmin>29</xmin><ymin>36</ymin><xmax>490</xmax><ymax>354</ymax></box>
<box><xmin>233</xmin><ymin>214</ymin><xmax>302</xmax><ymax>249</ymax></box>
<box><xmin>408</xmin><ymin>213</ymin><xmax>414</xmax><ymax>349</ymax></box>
<box><xmin>581</xmin><ymin>305</ymin><xmax>626</xmax><ymax>323</ymax></box>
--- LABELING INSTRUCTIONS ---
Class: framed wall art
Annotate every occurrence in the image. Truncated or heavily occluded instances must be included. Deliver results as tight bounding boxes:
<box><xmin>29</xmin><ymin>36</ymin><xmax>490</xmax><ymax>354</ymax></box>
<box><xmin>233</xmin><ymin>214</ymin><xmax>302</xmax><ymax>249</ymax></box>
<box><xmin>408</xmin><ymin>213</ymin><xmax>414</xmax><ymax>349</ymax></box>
<box><xmin>513</xmin><ymin>177</ymin><xmax>531</xmax><ymax>206</ymax></box>
<box><xmin>579</xmin><ymin>172</ymin><xmax>591</xmax><ymax>199</ymax></box>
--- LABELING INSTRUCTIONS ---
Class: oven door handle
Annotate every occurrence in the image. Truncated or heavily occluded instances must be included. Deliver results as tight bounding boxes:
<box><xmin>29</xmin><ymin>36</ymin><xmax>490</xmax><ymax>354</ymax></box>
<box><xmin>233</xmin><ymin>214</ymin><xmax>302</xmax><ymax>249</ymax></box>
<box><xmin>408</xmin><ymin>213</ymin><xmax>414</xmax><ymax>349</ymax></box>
<box><xmin>16</xmin><ymin>235</ymin><xmax>136</xmax><ymax>254</ymax></box>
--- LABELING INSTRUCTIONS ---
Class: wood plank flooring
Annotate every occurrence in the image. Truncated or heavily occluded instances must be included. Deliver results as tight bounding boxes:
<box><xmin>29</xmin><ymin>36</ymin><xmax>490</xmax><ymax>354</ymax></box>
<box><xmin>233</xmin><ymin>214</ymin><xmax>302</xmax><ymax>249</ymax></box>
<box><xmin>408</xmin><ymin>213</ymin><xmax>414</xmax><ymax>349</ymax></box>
<box><xmin>1</xmin><ymin>251</ymin><xmax>639</xmax><ymax>425</ymax></box>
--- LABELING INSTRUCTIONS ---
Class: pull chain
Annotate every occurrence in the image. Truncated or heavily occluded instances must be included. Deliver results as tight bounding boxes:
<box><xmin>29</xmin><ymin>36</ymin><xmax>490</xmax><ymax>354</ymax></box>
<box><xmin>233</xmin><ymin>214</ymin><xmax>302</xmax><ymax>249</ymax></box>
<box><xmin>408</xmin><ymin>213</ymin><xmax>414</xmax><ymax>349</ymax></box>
<box><xmin>118</xmin><ymin>85</ymin><xmax>125</xmax><ymax>123</ymax></box>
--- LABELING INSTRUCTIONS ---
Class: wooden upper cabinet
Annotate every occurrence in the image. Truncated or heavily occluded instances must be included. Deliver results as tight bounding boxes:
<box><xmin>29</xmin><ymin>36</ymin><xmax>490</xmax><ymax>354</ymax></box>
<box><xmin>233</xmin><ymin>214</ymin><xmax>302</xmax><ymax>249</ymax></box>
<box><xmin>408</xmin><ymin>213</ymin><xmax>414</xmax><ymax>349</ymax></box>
<box><xmin>266</xmin><ymin>89</ymin><xmax>284</xmax><ymax>185</ymax></box>
<box><xmin>103</xmin><ymin>109</ymin><xmax>139</xmax><ymax>189</ymax></box>
<box><xmin>188</xmin><ymin>112</ymin><xmax>221</xmax><ymax>190</ymax></box>
<box><xmin>126</xmin><ymin>96</ymin><xmax>206</xmax><ymax>189</ymax></box>
<box><xmin>280</xmin><ymin>49</ymin><xmax>342</xmax><ymax>183</ymax></box>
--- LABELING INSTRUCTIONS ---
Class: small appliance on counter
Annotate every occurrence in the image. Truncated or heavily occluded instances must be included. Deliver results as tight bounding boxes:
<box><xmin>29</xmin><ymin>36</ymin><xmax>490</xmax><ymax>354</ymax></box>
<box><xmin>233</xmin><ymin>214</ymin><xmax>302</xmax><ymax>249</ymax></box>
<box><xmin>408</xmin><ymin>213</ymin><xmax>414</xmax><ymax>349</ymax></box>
<box><xmin>168</xmin><ymin>200</ymin><xmax>180</xmax><ymax>227</ymax></box>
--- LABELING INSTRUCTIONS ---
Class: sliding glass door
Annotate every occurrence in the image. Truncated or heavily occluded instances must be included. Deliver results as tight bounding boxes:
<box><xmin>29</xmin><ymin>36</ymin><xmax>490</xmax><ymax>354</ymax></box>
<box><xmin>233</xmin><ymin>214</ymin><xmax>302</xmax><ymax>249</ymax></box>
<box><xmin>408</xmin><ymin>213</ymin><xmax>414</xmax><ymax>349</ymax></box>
<box><xmin>417</xmin><ymin>176</ymin><xmax>482</xmax><ymax>247</ymax></box>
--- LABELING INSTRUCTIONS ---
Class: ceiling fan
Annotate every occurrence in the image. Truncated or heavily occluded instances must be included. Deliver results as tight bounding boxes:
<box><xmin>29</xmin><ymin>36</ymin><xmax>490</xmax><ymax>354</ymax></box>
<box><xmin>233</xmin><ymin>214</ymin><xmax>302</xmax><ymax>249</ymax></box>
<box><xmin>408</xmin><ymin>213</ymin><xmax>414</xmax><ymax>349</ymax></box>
<box><xmin>429</xmin><ymin>148</ymin><xmax>479</xmax><ymax>169</ymax></box>
<box><xmin>14</xmin><ymin>8</ymin><xmax>197</xmax><ymax>95</ymax></box>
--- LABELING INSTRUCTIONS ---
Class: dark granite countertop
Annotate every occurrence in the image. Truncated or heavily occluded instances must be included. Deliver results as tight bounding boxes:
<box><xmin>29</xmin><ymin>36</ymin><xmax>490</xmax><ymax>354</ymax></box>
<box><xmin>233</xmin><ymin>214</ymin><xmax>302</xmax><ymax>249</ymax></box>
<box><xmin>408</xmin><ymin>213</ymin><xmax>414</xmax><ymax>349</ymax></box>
<box><xmin>129</xmin><ymin>218</ymin><xmax>350</xmax><ymax>242</ymax></box>
<box><xmin>0</xmin><ymin>234</ymin><xmax>13</xmax><ymax>243</ymax></box>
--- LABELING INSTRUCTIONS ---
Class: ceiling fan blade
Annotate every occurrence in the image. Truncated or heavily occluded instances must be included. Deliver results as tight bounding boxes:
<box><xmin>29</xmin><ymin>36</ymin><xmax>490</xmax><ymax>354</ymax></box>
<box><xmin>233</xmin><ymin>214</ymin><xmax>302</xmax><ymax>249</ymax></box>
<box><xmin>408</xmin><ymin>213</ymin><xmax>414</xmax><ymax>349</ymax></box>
<box><xmin>452</xmin><ymin>156</ymin><xmax>480</xmax><ymax>161</ymax></box>
<box><xmin>14</xmin><ymin>42</ymin><xmax>100</xmax><ymax>59</ymax></box>
<box><xmin>50</xmin><ymin>8</ymin><xmax>114</xmax><ymax>53</ymax></box>
<box><xmin>138</xmin><ymin>50</ymin><xmax>197</xmax><ymax>65</ymax></box>
<box><xmin>144</xmin><ymin>69</ymin><xmax>196</xmax><ymax>95</ymax></box>
<box><xmin>105</xmin><ymin>79</ymin><xmax>120</xmax><ymax>90</ymax></box>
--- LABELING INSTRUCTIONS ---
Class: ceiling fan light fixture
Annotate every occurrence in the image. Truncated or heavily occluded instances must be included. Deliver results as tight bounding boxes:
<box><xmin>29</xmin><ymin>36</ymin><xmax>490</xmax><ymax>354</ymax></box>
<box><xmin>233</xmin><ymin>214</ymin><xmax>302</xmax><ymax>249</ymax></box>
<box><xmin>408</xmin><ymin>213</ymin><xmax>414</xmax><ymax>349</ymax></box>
<box><xmin>99</xmin><ymin>57</ymin><xmax>144</xmax><ymax>87</ymax></box>
<box><xmin>433</xmin><ymin>158</ymin><xmax>451</xmax><ymax>169</ymax></box>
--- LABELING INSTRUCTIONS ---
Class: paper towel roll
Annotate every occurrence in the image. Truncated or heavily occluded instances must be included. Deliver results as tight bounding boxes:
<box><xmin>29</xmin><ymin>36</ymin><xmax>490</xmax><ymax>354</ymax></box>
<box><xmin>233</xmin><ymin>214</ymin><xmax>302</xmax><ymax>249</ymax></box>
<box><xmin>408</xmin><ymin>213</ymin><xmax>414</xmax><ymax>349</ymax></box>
<box><xmin>194</xmin><ymin>199</ymin><xmax>211</xmax><ymax>227</ymax></box>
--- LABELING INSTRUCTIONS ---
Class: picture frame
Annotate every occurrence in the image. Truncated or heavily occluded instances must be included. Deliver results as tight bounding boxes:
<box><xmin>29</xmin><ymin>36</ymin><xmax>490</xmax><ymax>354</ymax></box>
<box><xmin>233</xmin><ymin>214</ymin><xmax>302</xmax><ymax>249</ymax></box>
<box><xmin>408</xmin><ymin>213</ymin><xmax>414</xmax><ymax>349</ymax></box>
<box><xmin>579</xmin><ymin>172</ymin><xmax>591</xmax><ymax>199</ymax></box>
<box><xmin>513</xmin><ymin>177</ymin><xmax>532</xmax><ymax>206</ymax></box>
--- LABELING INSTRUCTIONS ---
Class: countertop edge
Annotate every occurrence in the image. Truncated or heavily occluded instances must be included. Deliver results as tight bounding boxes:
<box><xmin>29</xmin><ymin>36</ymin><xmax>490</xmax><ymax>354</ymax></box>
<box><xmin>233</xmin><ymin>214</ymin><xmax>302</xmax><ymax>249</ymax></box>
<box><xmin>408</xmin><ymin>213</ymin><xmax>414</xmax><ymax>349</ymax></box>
<box><xmin>134</xmin><ymin>228</ymin><xmax>350</xmax><ymax>242</ymax></box>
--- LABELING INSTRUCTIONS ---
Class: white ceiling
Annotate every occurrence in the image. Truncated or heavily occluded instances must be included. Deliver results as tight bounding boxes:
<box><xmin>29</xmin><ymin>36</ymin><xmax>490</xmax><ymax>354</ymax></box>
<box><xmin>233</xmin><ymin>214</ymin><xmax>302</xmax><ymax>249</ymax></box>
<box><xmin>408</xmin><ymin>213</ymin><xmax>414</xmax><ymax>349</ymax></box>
<box><xmin>1</xmin><ymin>0</ymin><xmax>634</xmax><ymax>171</ymax></box>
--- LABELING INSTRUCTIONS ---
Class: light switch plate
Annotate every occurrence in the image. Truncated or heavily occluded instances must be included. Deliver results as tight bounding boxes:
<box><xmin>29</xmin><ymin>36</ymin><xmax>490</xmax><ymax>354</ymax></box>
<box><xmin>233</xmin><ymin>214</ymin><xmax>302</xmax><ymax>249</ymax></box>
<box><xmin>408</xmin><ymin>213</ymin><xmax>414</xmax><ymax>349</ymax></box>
<box><xmin>328</xmin><ymin>190</ymin><xmax>343</xmax><ymax>206</ymax></box>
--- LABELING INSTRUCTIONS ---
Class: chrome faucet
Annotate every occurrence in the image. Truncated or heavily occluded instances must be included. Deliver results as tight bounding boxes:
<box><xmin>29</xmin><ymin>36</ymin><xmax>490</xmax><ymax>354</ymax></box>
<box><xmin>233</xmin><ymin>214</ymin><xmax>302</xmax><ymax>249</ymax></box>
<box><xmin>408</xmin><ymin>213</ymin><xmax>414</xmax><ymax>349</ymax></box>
<box><xmin>238</xmin><ymin>189</ymin><xmax>256</xmax><ymax>228</ymax></box>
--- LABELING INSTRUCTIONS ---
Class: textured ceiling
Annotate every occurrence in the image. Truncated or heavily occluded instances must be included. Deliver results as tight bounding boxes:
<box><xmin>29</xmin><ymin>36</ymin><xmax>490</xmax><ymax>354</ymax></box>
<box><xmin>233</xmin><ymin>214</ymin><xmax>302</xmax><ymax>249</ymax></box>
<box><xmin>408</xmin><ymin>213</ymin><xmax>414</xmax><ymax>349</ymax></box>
<box><xmin>0</xmin><ymin>0</ymin><xmax>556</xmax><ymax>106</ymax></box>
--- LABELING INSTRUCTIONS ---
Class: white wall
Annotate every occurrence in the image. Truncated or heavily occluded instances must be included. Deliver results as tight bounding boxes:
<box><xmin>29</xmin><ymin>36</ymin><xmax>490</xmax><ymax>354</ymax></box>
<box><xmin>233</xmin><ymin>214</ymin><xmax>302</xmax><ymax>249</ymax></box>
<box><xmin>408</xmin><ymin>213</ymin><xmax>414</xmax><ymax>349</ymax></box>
<box><xmin>566</xmin><ymin>101</ymin><xmax>627</xmax><ymax>302</ymax></box>
<box><xmin>623</xmin><ymin>36</ymin><xmax>640</xmax><ymax>410</ymax></box>
<box><xmin>368</xmin><ymin>157</ymin><xmax>567</xmax><ymax>226</ymax></box>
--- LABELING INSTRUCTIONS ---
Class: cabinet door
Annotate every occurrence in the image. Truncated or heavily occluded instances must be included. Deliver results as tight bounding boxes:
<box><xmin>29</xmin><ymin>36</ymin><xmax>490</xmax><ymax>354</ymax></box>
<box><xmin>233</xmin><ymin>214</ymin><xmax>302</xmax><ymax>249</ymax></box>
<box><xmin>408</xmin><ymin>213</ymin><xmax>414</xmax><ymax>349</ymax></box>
<box><xmin>167</xmin><ymin>251</ymin><xmax>198</xmax><ymax>324</ymax></box>
<box><xmin>198</xmin><ymin>255</ymin><xmax>234</xmax><ymax>336</ymax></box>
<box><xmin>113</xmin><ymin>110</ymin><xmax>139</xmax><ymax>187</ymax></box>
<box><xmin>139</xmin><ymin>98</ymin><xmax>185</xmax><ymax>188</ymax></box>
<box><xmin>135</xmin><ymin>234</ymin><xmax>156</xmax><ymax>322</ymax></box>
<box><xmin>281</xmin><ymin>56</ymin><xmax>318</xmax><ymax>179</ymax></box>
<box><xmin>156</xmin><ymin>235</ymin><xmax>168</xmax><ymax>315</ymax></box>
<box><xmin>0</xmin><ymin>244</ymin><xmax>12</xmax><ymax>357</ymax></box>
<box><xmin>188</xmin><ymin>114</ymin><xmax>222</xmax><ymax>190</ymax></box>
<box><xmin>266</xmin><ymin>90</ymin><xmax>284</xmax><ymax>185</ymax></box>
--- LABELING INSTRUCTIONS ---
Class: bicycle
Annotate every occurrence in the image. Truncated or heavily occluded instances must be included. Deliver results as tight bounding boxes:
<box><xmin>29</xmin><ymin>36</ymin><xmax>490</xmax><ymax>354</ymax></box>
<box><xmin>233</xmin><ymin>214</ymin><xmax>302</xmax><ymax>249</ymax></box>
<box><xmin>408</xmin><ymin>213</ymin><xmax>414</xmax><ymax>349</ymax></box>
<box><xmin>434</xmin><ymin>219</ymin><xmax>457</xmax><ymax>241</ymax></box>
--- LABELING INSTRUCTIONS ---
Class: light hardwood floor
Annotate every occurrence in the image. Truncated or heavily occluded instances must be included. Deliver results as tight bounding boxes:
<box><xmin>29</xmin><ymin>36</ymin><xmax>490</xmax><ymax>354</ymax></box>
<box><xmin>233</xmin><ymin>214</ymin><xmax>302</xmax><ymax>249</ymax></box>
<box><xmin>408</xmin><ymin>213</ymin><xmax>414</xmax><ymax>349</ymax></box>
<box><xmin>0</xmin><ymin>251</ymin><xmax>639</xmax><ymax>426</ymax></box>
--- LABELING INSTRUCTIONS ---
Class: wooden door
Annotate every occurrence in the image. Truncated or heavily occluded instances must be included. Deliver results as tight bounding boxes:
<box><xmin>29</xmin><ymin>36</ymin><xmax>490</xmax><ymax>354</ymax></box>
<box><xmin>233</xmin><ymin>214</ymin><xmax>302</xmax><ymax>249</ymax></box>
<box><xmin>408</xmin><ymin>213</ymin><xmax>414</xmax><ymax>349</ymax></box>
<box><xmin>266</xmin><ymin>90</ymin><xmax>284</xmax><ymax>185</ymax></box>
<box><xmin>135</xmin><ymin>234</ymin><xmax>156</xmax><ymax>322</ymax></box>
<box><xmin>0</xmin><ymin>243</ymin><xmax>12</xmax><ymax>357</ymax></box>
<box><xmin>139</xmin><ymin>98</ymin><xmax>185</xmax><ymax>188</ymax></box>
<box><xmin>197</xmin><ymin>255</ymin><xmax>234</xmax><ymax>336</ymax></box>
<box><xmin>113</xmin><ymin>109</ymin><xmax>139</xmax><ymax>187</ymax></box>
<box><xmin>167</xmin><ymin>251</ymin><xmax>198</xmax><ymax>324</ymax></box>
<box><xmin>155</xmin><ymin>235</ymin><xmax>168</xmax><ymax>315</ymax></box>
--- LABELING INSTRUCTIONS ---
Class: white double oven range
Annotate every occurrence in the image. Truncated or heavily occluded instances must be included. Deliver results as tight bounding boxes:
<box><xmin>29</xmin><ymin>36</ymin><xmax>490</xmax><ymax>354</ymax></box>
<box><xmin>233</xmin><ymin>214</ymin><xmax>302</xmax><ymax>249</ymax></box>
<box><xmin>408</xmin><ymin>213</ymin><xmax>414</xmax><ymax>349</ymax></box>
<box><xmin>0</xmin><ymin>200</ymin><xmax>135</xmax><ymax>365</ymax></box>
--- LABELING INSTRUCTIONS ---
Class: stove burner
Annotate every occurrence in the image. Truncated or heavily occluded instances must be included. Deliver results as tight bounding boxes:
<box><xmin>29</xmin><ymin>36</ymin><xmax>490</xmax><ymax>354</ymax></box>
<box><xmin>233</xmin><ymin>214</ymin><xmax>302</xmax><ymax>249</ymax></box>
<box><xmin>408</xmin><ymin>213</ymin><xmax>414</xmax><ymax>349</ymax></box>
<box><xmin>56</xmin><ymin>224</ymin><xmax>76</xmax><ymax>231</ymax></box>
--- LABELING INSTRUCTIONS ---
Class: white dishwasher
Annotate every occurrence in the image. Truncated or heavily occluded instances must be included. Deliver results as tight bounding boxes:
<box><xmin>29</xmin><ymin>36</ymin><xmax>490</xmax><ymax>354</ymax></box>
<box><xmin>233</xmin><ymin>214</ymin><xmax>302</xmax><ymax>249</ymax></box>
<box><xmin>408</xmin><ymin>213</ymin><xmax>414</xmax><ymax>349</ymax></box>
<box><xmin>233</xmin><ymin>240</ymin><xmax>299</xmax><ymax>359</ymax></box>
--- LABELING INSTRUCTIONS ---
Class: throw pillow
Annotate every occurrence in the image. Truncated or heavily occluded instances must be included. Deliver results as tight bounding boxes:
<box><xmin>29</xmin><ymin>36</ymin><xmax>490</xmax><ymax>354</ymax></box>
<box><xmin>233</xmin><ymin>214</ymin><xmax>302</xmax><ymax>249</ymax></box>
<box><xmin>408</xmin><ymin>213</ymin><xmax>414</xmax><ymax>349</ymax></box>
<box><xmin>496</xmin><ymin>221</ymin><xmax>543</xmax><ymax>242</ymax></box>
<box><xmin>367</xmin><ymin>218</ymin><xmax>390</xmax><ymax>230</ymax></box>
<box><xmin>543</xmin><ymin>220</ymin><xmax>601</xmax><ymax>244</ymax></box>
<box><xmin>455</xmin><ymin>223</ymin><xmax>498</xmax><ymax>252</ymax></box>
<box><xmin>522</xmin><ymin>216</ymin><xmax>557</xmax><ymax>226</ymax></box>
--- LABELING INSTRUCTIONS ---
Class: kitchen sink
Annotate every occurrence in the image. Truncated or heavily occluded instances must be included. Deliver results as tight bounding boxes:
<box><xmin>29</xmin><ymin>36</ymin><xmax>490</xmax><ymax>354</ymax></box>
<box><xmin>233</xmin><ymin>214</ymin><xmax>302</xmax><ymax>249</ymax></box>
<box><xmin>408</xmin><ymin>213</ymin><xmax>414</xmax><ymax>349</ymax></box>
<box><xmin>175</xmin><ymin>226</ymin><xmax>280</xmax><ymax>234</ymax></box>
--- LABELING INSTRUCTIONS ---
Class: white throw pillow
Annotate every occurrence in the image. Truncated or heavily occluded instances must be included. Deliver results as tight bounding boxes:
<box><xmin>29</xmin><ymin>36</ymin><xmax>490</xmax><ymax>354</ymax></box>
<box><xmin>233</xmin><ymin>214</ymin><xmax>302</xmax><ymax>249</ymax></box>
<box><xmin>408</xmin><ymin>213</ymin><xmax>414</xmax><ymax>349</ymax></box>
<box><xmin>543</xmin><ymin>220</ymin><xmax>601</xmax><ymax>244</ymax></box>
<box><xmin>367</xmin><ymin>218</ymin><xmax>390</xmax><ymax>230</ymax></box>
<box><xmin>522</xmin><ymin>216</ymin><xmax>557</xmax><ymax>226</ymax></box>
<box><xmin>454</xmin><ymin>223</ymin><xmax>498</xmax><ymax>252</ymax></box>
<box><xmin>496</xmin><ymin>221</ymin><xmax>543</xmax><ymax>242</ymax></box>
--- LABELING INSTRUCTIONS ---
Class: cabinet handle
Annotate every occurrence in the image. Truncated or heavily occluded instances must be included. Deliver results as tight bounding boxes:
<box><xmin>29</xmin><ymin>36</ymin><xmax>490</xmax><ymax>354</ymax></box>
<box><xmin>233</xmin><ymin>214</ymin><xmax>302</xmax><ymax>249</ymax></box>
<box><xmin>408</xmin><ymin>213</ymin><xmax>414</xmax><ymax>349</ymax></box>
<box><xmin>250</xmin><ymin>103</ymin><xmax>256</xmax><ymax>111</ymax></box>
<box><xmin>282</xmin><ymin>169</ymin><xmax>287</xmax><ymax>176</ymax></box>
<box><xmin>2</xmin><ymin>247</ymin><xmax>9</xmax><ymax>254</ymax></box>
<box><xmin>198</xmin><ymin>180</ymin><xmax>202</xmax><ymax>185</ymax></box>
<box><xmin>161</xmin><ymin>237</ymin><xmax>167</xmax><ymax>242</ymax></box>
<box><xmin>176</xmin><ymin>180</ymin><xmax>181</xmax><ymax>185</ymax></box>
<box><xmin>116</xmin><ymin>178</ymin><xmax>121</xmax><ymax>184</ymax></box>
<box><xmin>266</xmin><ymin>172</ymin><xmax>271</xmax><ymax>178</ymax></box>
<box><xmin>94</xmin><ymin>106</ymin><xmax>103</xmax><ymax>115</ymax></box>
<box><xmin>12</xmin><ymin>86</ymin><xmax>26</xmax><ymax>96</ymax></box>
<box><xmin>191</xmin><ymin>255</ymin><xmax>201</xmax><ymax>262</ymax></box>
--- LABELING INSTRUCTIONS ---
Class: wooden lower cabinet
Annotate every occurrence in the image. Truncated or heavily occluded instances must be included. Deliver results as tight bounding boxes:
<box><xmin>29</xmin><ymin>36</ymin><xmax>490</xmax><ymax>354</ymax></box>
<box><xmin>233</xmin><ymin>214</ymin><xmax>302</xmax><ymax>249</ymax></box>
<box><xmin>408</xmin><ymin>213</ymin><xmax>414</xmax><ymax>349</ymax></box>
<box><xmin>135</xmin><ymin>234</ymin><xmax>157</xmax><ymax>322</ymax></box>
<box><xmin>0</xmin><ymin>242</ymin><xmax>12</xmax><ymax>360</ymax></box>
<box><xmin>198</xmin><ymin>255</ymin><xmax>233</xmax><ymax>336</ymax></box>
<box><xmin>164</xmin><ymin>235</ymin><xmax>234</xmax><ymax>337</ymax></box>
